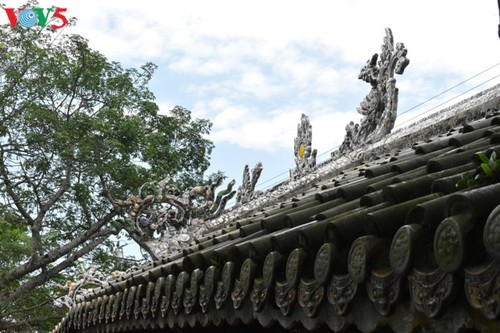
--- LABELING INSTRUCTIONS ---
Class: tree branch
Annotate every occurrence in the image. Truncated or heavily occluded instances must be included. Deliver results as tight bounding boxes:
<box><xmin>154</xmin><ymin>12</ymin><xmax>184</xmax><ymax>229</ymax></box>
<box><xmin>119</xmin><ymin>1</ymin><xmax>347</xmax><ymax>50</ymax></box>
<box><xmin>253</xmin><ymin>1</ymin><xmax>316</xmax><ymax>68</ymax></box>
<box><xmin>29</xmin><ymin>158</ymin><xmax>73</xmax><ymax>261</ymax></box>
<box><xmin>122</xmin><ymin>225</ymin><xmax>159</xmax><ymax>261</ymax></box>
<box><xmin>0</xmin><ymin>147</ymin><xmax>34</xmax><ymax>225</ymax></box>
<box><xmin>2</xmin><ymin>299</ymin><xmax>49</xmax><ymax>316</ymax></box>
<box><xmin>0</xmin><ymin>227</ymin><xmax>120</xmax><ymax>303</ymax></box>
<box><xmin>0</xmin><ymin>207</ymin><xmax>121</xmax><ymax>291</ymax></box>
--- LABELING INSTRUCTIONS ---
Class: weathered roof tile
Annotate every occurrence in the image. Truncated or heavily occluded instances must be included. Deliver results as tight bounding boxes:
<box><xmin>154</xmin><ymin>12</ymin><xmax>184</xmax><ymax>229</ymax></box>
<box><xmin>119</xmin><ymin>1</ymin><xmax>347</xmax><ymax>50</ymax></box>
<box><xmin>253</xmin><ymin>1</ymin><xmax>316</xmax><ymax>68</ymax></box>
<box><xmin>53</xmin><ymin>103</ymin><xmax>500</xmax><ymax>333</ymax></box>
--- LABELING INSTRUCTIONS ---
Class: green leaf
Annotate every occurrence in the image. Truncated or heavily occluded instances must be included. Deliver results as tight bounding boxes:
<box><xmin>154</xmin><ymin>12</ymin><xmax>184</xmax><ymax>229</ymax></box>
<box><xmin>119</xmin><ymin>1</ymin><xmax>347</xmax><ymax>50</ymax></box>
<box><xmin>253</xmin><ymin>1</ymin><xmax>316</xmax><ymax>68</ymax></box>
<box><xmin>456</xmin><ymin>172</ymin><xmax>477</xmax><ymax>189</ymax></box>
<box><xmin>481</xmin><ymin>163</ymin><xmax>494</xmax><ymax>177</ymax></box>
<box><xmin>477</xmin><ymin>152</ymin><xmax>490</xmax><ymax>165</ymax></box>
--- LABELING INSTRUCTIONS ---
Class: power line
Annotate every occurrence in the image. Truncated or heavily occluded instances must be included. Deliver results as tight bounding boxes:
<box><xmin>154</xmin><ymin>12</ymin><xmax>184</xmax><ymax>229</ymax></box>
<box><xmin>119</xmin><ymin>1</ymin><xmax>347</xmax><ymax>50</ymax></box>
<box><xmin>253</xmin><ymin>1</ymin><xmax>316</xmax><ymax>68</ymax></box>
<box><xmin>395</xmin><ymin>72</ymin><xmax>500</xmax><ymax>129</ymax></box>
<box><xmin>256</xmin><ymin>169</ymin><xmax>290</xmax><ymax>187</ymax></box>
<box><xmin>398</xmin><ymin>62</ymin><xmax>500</xmax><ymax>116</ymax></box>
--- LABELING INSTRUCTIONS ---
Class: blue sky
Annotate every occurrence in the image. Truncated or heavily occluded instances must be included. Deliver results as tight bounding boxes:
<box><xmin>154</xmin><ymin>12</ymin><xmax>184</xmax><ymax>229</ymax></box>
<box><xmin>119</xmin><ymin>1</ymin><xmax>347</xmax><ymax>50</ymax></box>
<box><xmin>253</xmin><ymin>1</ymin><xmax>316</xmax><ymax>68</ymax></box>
<box><xmin>4</xmin><ymin>1</ymin><xmax>500</xmax><ymax>201</ymax></box>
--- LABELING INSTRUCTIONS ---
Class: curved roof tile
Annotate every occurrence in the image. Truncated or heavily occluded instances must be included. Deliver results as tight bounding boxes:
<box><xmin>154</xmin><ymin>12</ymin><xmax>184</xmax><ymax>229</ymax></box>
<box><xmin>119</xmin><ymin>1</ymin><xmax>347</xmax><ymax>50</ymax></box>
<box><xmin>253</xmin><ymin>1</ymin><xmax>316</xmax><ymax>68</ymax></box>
<box><xmin>53</xmin><ymin>106</ymin><xmax>500</xmax><ymax>333</ymax></box>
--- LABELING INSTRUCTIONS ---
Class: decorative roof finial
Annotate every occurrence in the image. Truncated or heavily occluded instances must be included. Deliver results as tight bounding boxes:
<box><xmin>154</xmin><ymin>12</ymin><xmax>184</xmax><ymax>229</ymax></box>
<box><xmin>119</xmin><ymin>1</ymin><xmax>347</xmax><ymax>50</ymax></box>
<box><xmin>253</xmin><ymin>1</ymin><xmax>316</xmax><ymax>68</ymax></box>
<box><xmin>334</xmin><ymin>28</ymin><xmax>409</xmax><ymax>158</ymax></box>
<box><xmin>236</xmin><ymin>162</ymin><xmax>263</xmax><ymax>205</ymax></box>
<box><xmin>292</xmin><ymin>113</ymin><xmax>317</xmax><ymax>179</ymax></box>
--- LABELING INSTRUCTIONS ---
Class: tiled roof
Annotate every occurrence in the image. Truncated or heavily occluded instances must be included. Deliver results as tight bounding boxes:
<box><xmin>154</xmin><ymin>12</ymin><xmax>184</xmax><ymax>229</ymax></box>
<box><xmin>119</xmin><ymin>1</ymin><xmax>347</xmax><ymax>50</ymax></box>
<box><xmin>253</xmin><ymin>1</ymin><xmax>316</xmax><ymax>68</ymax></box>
<box><xmin>53</xmin><ymin>108</ymin><xmax>500</xmax><ymax>333</ymax></box>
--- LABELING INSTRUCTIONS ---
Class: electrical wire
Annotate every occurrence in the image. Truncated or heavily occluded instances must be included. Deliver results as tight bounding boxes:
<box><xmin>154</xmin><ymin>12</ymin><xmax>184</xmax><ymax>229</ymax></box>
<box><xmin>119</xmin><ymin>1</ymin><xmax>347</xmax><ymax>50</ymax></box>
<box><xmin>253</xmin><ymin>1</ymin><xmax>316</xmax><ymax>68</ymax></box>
<box><xmin>395</xmin><ymin>72</ymin><xmax>500</xmax><ymax>129</ymax></box>
<box><xmin>398</xmin><ymin>62</ymin><xmax>500</xmax><ymax>116</ymax></box>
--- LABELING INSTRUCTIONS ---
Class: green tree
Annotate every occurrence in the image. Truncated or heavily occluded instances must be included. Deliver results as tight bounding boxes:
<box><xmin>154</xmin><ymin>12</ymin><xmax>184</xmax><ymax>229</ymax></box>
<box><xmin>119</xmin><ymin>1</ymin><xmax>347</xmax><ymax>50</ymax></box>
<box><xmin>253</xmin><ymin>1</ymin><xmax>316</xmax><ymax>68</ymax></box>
<box><xmin>0</xmin><ymin>22</ymin><xmax>214</xmax><ymax>330</ymax></box>
<box><xmin>0</xmin><ymin>210</ymin><xmax>65</xmax><ymax>332</ymax></box>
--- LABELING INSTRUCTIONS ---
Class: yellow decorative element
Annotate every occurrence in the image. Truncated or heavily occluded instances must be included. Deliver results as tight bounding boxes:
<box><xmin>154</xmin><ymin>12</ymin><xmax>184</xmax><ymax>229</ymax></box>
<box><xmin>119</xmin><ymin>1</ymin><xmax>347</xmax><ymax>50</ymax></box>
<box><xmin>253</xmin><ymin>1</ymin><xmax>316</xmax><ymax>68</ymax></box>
<box><xmin>298</xmin><ymin>143</ymin><xmax>305</xmax><ymax>159</ymax></box>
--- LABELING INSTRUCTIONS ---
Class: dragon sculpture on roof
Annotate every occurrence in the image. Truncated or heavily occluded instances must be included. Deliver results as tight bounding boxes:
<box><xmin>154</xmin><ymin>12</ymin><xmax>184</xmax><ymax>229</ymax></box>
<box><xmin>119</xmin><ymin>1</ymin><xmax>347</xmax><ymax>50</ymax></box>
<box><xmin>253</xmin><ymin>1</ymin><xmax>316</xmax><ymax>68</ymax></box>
<box><xmin>335</xmin><ymin>28</ymin><xmax>410</xmax><ymax>157</ymax></box>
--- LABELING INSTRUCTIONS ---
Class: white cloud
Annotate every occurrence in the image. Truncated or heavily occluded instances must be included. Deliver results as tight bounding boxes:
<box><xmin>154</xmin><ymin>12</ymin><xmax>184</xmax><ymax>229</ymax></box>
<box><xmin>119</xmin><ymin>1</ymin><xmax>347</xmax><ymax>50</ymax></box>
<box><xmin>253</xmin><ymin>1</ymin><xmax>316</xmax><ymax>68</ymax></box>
<box><xmin>20</xmin><ymin>0</ymin><xmax>496</xmax><ymax>73</ymax></box>
<box><xmin>196</xmin><ymin>91</ymin><xmax>357</xmax><ymax>155</ymax></box>
<box><xmin>11</xmin><ymin>0</ymin><xmax>500</xmax><ymax>181</ymax></box>
<box><xmin>311</xmin><ymin>110</ymin><xmax>358</xmax><ymax>156</ymax></box>
<box><xmin>238</xmin><ymin>69</ymin><xmax>285</xmax><ymax>99</ymax></box>
<box><xmin>157</xmin><ymin>101</ymin><xmax>177</xmax><ymax>115</ymax></box>
<box><xmin>314</xmin><ymin>67</ymin><xmax>341</xmax><ymax>95</ymax></box>
<box><xmin>212</xmin><ymin>105</ymin><xmax>251</xmax><ymax>129</ymax></box>
<box><xmin>206</xmin><ymin>102</ymin><xmax>303</xmax><ymax>151</ymax></box>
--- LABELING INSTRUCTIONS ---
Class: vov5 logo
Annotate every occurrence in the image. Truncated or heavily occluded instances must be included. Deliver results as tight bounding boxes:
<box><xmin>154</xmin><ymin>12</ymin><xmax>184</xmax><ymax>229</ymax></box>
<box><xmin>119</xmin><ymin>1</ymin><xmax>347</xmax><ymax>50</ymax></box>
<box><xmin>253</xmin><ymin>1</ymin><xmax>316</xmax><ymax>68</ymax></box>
<box><xmin>3</xmin><ymin>7</ymin><xmax>68</xmax><ymax>29</ymax></box>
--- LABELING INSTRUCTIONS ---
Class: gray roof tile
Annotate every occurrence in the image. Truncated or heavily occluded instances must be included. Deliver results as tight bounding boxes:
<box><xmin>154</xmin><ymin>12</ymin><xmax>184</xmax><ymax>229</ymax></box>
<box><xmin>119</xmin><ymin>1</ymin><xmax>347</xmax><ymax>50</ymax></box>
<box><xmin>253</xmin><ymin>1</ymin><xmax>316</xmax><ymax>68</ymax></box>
<box><xmin>53</xmin><ymin>108</ymin><xmax>500</xmax><ymax>333</ymax></box>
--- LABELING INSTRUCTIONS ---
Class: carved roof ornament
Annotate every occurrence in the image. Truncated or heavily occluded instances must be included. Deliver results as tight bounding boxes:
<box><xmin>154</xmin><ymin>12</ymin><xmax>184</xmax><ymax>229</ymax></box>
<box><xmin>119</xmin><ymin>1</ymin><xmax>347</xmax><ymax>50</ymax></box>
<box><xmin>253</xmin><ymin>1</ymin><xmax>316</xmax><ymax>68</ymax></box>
<box><xmin>334</xmin><ymin>28</ymin><xmax>409</xmax><ymax>157</ymax></box>
<box><xmin>292</xmin><ymin>113</ymin><xmax>317</xmax><ymax>179</ymax></box>
<box><xmin>54</xmin><ymin>263</ymin><xmax>128</xmax><ymax>309</ymax></box>
<box><xmin>113</xmin><ymin>175</ymin><xmax>235</xmax><ymax>240</ymax></box>
<box><xmin>236</xmin><ymin>162</ymin><xmax>263</xmax><ymax>205</ymax></box>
